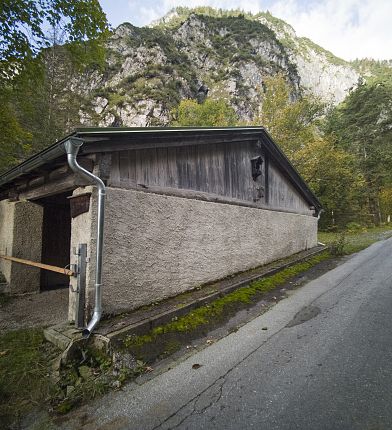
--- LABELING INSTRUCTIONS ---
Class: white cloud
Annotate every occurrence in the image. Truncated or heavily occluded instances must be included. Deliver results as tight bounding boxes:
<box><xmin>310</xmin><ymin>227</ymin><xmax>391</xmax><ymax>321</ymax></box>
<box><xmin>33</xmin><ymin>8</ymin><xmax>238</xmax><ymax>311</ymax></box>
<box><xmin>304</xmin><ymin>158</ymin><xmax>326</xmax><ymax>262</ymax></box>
<box><xmin>269</xmin><ymin>0</ymin><xmax>392</xmax><ymax>60</ymax></box>
<box><xmin>125</xmin><ymin>0</ymin><xmax>392</xmax><ymax>60</ymax></box>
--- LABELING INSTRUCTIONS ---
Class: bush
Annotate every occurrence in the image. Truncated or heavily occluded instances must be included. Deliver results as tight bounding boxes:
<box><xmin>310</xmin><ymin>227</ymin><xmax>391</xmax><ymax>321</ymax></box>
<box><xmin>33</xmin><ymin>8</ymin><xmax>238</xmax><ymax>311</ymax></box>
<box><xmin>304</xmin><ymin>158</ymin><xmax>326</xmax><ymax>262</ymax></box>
<box><xmin>329</xmin><ymin>232</ymin><xmax>346</xmax><ymax>256</ymax></box>
<box><xmin>345</xmin><ymin>222</ymin><xmax>362</xmax><ymax>232</ymax></box>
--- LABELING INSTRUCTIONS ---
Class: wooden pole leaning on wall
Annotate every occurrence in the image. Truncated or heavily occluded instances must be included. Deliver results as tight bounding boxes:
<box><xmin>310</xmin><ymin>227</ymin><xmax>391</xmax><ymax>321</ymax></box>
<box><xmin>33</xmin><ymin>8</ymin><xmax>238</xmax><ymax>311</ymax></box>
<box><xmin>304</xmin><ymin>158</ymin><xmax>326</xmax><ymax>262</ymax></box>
<box><xmin>0</xmin><ymin>255</ymin><xmax>75</xmax><ymax>277</ymax></box>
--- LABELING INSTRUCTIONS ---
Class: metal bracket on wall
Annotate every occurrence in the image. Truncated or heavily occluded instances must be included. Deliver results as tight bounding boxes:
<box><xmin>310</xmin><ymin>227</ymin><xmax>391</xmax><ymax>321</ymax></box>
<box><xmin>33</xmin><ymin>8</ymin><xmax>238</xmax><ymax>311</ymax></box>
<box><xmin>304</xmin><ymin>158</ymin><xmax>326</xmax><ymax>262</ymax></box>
<box><xmin>74</xmin><ymin>243</ymin><xmax>87</xmax><ymax>329</ymax></box>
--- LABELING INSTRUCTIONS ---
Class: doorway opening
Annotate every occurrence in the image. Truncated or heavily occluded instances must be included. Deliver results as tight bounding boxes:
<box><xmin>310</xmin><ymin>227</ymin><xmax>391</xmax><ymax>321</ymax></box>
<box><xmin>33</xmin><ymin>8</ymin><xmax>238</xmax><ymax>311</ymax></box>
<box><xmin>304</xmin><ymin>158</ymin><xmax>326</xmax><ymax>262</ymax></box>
<box><xmin>36</xmin><ymin>191</ymin><xmax>72</xmax><ymax>290</ymax></box>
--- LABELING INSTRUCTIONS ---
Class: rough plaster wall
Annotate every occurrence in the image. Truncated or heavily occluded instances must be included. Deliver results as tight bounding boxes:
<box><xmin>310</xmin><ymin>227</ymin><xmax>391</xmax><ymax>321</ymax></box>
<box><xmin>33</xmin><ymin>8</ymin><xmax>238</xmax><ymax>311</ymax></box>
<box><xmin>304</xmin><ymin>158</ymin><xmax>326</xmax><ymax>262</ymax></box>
<box><xmin>68</xmin><ymin>186</ymin><xmax>95</xmax><ymax>321</ymax></box>
<box><xmin>98</xmin><ymin>187</ymin><xmax>318</xmax><ymax>314</ymax></box>
<box><xmin>0</xmin><ymin>200</ymin><xmax>15</xmax><ymax>286</ymax></box>
<box><xmin>0</xmin><ymin>200</ymin><xmax>43</xmax><ymax>293</ymax></box>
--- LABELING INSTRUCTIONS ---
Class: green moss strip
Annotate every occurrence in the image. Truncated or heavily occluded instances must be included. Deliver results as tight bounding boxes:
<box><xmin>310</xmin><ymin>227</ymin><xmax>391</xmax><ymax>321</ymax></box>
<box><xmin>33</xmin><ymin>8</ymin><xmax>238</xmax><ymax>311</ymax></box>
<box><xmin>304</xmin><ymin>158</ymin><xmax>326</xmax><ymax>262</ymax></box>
<box><xmin>124</xmin><ymin>252</ymin><xmax>329</xmax><ymax>348</ymax></box>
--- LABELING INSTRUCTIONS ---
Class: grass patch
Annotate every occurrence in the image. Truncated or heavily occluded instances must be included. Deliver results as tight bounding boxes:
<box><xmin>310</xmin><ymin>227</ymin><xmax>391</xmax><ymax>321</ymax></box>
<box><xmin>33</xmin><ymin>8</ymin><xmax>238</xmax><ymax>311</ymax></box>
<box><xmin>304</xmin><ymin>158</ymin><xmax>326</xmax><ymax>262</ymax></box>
<box><xmin>123</xmin><ymin>252</ymin><xmax>330</xmax><ymax>358</ymax></box>
<box><xmin>0</xmin><ymin>328</ymin><xmax>151</xmax><ymax>426</ymax></box>
<box><xmin>318</xmin><ymin>225</ymin><xmax>392</xmax><ymax>255</ymax></box>
<box><xmin>0</xmin><ymin>329</ymin><xmax>59</xmax><ymax>428</ymax></box>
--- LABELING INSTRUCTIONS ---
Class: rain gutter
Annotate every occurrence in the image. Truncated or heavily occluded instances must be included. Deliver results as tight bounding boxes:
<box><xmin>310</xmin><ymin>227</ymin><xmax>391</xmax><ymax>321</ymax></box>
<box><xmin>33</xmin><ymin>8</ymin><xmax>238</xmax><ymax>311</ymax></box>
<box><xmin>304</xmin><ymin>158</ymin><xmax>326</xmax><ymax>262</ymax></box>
<box><xmin>63</xmin><ymin>137</ymin><xmax>106</xmax><ymax>338</ymax></box>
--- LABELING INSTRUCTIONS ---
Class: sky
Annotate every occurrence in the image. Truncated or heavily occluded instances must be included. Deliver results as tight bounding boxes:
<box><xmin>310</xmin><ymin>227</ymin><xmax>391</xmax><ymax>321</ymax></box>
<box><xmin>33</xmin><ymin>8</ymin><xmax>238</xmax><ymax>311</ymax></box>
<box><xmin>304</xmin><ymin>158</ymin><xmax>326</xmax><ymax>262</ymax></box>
<box><xmin>98</xmin><ymin>0</ymin><xmax>392</xmax><ymax>61</ymax></box>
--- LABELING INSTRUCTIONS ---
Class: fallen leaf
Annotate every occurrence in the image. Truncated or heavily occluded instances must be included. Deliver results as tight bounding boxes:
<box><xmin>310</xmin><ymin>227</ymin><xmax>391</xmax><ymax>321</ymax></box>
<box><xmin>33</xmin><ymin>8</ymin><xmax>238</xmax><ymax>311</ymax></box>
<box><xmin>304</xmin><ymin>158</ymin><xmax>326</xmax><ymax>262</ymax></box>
<box><xmin>0</xmin><ymin>350</ymin><xmax>9</xmax><ymax>357</ymax></box>
<box><xmin>206</xmin><ymin>339</ymin><xmax>215</xmax><ymax>345</ymax></box>
<box><xmin>192</xmin><ymin>363</ymin><xmax>202</xmax><ymax>370</ymax></box>
<box><xmin>145</xmin><ymin>366</ymin><xmax>154</xmax><ymax>372</ymax></box>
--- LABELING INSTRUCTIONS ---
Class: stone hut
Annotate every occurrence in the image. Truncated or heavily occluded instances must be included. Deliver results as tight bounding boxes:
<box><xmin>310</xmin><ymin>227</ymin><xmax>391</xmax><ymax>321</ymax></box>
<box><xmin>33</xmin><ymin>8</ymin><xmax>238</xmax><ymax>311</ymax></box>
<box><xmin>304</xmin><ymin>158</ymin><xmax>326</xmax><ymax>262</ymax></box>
<box><xmin>0</xmin><ymin>127</ymin><xmax>321</xmax><ymax>329</ymax></box>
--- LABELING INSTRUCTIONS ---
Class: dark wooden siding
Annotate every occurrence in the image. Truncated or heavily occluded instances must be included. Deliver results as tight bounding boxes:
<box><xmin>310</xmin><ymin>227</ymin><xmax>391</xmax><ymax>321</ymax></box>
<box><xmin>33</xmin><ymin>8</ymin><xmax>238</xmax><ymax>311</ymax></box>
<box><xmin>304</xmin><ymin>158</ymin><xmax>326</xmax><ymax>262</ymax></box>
<box><xmin>109</xmin><ymin>141</ymin><xmax>266</xmax><ymax>204</ymax></box>
<box><xmin>108</xmin><ymin>141</ymin><xmax>311</xmax><ymax>212</ymax></box>
<box><xmin>268</xmin><ymin>163</ymin><xmax>310</xmax><ymax>211</ymax></box>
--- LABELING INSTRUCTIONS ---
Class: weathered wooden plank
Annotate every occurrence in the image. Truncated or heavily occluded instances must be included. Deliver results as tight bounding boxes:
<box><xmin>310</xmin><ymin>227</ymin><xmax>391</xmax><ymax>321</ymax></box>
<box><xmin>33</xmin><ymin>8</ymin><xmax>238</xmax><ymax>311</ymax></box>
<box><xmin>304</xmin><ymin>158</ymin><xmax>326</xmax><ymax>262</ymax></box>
<box><xmin>127</xmin><ymin>150</ymin><xmax>136</xmax><ymax>185</ymax></box>
<box><xmin>155</xmin><ymin>147</ymin><xmax>168</xmax><ymax>188</ymax></box>
<box><xmin>167</xmin><ymin>146</ymin><xmax>178</xmax><ymax>188</ymax></box>
<box><xmin>108</xmin><ymin>180</ymin><xmax>314</xmax><ymax>216</ymax></box>
<box><xmin>97</xmin><ymin>153</ymin><xmax>112</xmax><ymax>180</ymax></box>
<box><xmin>109</xmin><ymin>152</ymin><xmax>120</xmax><ymax>184</ymax></box>
<box><xmin>145</xmin><ymin>147</ymin><xmax>159</xmax><ymax>186</ymax></box>
<box><xmin>223</xmin><ymin>143</ymin><xmax>232</xmax><ymax>198</ymax></box>
<box><xmin>230</xmin><ymin>143</ymin><xmax>239</xmax><ymax>200</ymax></box>
<box><xmin>134</xmin><ymin>149</ymin><xmax>144</xmax><ymax>186</ymax></box>
<box><xmin>18</xmin><ymin>174</ymin><xmax>90</xmax><ymax>201</ymax></box>
<box><xmin>49</xmin><ymin>165</ymin><xmax>69</xmax><ymax>181</ymax></box>
<box><xmin>83</xmin><ymin>135</ymin><xmax>258</xmax><ymax>153</ymax></box>
<box><xmin>186</xmin><ymin>145</ymin><xmax>197</xmax><ymax>190</ymax></box>
<box><xmin>264</xmin><ymin>154</ymin><xmax>269</xmax><ymax>204</ymax></box>
<box><xmin>0</xmin><ymin>254</ymin><xmax>74</xmax><ymax>276</ymax></box>
<box><xmin>107</xmin><ymin>140</ymin><xmax>311</xmax><ymax>212</ymax></box>
<box><xmin>119</xmin><ymin>151</ymin><xmax>129</xmax><ymax>181</ymax></box>
<box><xmin>208</xmin><ymin>143</ymin><xmax>223</xmax><ymax>196</ymax></box>
<box><xmin>268</xmin><ymin>162</ymin><xmax>309</xmax><ymax>211</ymax></box>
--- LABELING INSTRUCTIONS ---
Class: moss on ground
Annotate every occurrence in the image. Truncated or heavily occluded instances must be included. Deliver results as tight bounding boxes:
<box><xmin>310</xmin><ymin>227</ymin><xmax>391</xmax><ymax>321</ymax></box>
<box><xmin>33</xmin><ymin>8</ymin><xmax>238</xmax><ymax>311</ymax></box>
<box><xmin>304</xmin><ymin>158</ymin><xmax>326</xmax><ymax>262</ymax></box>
<box><xmin>123</xmin><ymin>252</ymin><xmax>330</xmax><ymax>359</ymax></box>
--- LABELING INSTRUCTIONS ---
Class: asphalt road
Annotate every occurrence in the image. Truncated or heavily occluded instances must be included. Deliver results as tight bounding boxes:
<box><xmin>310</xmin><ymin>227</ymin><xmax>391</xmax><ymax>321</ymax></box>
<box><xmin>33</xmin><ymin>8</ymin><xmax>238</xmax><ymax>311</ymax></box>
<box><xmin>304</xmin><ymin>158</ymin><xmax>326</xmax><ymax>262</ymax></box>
<box><xmin>63</xmin><ymin>237</ymin><xmax>392</xmax><ymax>430</ymax></box>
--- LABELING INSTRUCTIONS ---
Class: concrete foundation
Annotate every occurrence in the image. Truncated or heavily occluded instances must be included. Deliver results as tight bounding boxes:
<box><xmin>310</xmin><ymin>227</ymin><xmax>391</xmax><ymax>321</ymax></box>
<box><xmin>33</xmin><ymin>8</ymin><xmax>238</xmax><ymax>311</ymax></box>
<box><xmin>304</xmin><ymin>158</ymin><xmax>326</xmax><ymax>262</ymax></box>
<box><xmin>71</xmin><ymin>187</ymin><xmax>318</xmax><ymax>319</ymax></box>
<box><xmin>0</xmin><ymin>199</ymin><xmax>43</xmax><ymax>293</ymax></box>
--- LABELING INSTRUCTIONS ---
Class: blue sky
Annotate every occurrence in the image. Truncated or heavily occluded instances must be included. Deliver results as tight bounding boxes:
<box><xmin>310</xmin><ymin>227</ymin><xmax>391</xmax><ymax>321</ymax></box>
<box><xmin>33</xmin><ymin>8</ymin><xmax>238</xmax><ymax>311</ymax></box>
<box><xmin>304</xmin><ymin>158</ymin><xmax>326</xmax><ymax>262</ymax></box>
<box><xmin>98</xmin><ymin>0</ymin><xmax>392</xmax><ymax>60</ymax></box>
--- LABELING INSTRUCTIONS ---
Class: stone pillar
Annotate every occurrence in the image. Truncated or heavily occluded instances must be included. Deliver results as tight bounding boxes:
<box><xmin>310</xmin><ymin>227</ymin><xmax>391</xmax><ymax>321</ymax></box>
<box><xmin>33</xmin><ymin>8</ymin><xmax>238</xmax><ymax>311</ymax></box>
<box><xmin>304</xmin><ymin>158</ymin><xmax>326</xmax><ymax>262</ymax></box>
<box><xmin>0</xmin><ymin>199</ymin><xmax>43</xmax><ymax>293</ymax></box>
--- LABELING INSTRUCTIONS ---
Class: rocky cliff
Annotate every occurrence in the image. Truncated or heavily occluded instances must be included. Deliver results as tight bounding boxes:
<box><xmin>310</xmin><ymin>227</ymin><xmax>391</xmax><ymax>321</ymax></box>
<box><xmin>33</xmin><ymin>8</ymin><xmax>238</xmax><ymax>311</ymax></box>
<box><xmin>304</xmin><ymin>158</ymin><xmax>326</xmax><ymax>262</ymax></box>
<box><xmin>78</xmin><ymin>8</ymin><xmax>360</xmax><ymax>128</ymax></box>
<box><xmin>256</xmin><ymin>12</ymin><xmax>360</xmax><ymax>104</ymax></box>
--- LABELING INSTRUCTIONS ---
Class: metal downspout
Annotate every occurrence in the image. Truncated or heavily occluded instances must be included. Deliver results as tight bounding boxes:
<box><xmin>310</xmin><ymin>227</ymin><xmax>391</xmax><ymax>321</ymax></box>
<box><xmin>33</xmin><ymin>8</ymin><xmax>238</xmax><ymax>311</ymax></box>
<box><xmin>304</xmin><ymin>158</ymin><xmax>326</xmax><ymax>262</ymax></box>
<box><xmin>63</xmin><ymin>137</ymin><xmax>106</xmax><ymax>338</ymax></box>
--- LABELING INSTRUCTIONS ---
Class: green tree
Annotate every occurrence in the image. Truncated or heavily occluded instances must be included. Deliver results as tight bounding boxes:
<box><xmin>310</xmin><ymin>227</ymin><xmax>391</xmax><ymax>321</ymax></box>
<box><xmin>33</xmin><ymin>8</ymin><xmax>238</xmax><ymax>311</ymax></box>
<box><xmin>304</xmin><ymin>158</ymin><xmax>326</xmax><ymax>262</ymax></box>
<box><xmin>255</xmin><ymin>73</ymin><xmax>364</xmax><ymax>228</ymax></box>
<box><xmin>172</xmin><ymin>98</ymin><xmax>238</xmax><ymax>126</ymax></box>
<box><xmin>0</xmin><ymin>0</ymin><xmax>108</xmax><ymax>81</ymax></box>
<box><xmin>0</xmin><ymin>0</ymin><xmax>108</xmax><ymax>173</ymax></box>
<box><xmin>254</xmin><ymin>73</ymin><xmax>323</xmax><ymax>168</ymax></box>
<box><xmin>325</xmin><ymin>80</ymin><xmax>392</xmax><ymax>224</ymax></box>
<box><xmin>0</xmin><ymin>89</ymin><xmax>32</xmax><ymax>172</ymax></box>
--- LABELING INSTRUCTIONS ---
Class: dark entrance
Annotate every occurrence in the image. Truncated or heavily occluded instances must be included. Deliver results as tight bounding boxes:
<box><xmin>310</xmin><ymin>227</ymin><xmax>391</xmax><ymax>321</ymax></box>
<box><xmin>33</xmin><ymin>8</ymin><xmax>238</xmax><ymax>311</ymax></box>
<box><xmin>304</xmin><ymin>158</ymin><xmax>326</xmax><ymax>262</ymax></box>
<box><xmin>37</xmin><ymin>192</ymin><xmax>72</xmax><ymax>290</ymax></box>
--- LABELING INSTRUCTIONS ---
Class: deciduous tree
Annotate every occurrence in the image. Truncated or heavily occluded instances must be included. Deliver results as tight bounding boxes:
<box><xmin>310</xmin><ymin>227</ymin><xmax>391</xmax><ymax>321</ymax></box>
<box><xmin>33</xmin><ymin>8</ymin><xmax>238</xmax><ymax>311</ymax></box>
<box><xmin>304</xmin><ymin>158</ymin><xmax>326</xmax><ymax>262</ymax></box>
<box><xmin>171</xmin><ymin>98</ymin><xmax>238</xmax><ymax>127</ymax></box>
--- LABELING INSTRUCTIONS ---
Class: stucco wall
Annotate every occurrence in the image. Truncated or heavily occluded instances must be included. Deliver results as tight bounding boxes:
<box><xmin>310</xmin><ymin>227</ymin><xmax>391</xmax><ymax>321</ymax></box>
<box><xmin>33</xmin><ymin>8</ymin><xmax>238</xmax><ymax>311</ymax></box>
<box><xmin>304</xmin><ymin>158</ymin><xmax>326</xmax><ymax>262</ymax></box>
<box><xmin>80</xmin><ymin>187</ymin><xmax>317</xmax><ymax>316</ymax></box>
<box><xmin>0</xmin><ymin>200</ymin><xmax>15</xmax><ymax>284</ymax></box>
<box><xmin>0</xmin><ymin>200</ymin><xmax>43</xmax><ymax>293</ymax></box>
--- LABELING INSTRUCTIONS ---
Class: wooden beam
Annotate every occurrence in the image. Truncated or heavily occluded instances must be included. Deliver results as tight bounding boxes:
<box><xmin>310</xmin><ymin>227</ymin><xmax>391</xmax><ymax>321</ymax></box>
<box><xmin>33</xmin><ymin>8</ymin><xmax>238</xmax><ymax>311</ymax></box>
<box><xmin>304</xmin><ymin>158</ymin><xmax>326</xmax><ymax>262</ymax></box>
<box><xmin>49</xmin><ymin>165</ymin><xmax>69</xmax><ymax>180</ymax></box>
<box><xmin>0</xmin><ymin>255</ymin><xmax>75</xmax><ymax>276</ymax></box>
<box><xmin>18</xmin><ymin>174</ymin><xmax>90</xmax><ymax>201</ymax></box>
<box><xmin>109</xmin><ymin>181</ymin><xmax>315</xmax><ymax>216</ymax></box>
<box><xmin>83</xmin><ymin>136</ymin><xmax>258</xmax><ymax>153</ymax></box>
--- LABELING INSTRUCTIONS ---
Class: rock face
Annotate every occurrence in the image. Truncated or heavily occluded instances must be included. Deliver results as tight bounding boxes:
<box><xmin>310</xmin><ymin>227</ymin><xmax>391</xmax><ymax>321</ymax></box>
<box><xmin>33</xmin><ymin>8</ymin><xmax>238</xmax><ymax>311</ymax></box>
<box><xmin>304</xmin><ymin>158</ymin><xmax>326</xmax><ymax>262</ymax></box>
<box><xmin>78</xmin><ymin>9</ymin><xmax>360</xmax><ymax>127</ymax></box>
<box><xmin>257</xmin><ymin>13</ymin><xmax>360</xmax><ymax>104</ymax></box>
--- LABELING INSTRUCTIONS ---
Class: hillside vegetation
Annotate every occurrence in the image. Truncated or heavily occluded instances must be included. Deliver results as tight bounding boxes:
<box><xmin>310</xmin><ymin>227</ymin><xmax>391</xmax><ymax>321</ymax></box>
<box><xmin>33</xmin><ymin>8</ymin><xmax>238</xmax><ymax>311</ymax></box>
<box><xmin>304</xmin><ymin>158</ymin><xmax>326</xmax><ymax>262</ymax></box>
<box><xmin>1</xmin><ymin>6</ymin><xmax>391</xmax><ymax>230</ymax></box>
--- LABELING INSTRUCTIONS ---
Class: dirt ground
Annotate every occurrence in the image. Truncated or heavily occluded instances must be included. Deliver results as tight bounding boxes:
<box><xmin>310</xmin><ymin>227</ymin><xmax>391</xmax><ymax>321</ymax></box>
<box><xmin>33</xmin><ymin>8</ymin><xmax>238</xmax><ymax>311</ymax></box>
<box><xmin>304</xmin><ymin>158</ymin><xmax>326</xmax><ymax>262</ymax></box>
<box><xmin>0</xmin><ymin>288</ymin><xmax>69</xmax><ymax>333</ymax></box>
